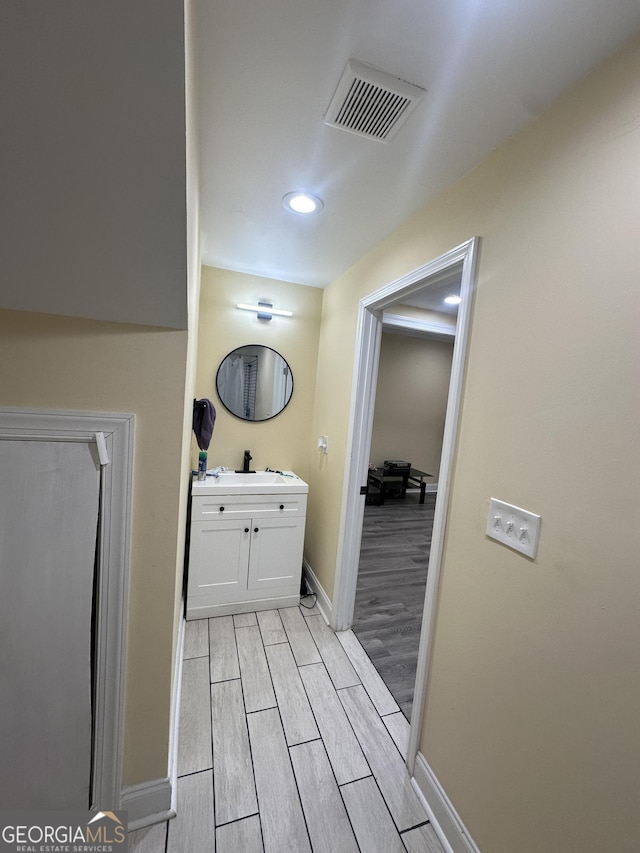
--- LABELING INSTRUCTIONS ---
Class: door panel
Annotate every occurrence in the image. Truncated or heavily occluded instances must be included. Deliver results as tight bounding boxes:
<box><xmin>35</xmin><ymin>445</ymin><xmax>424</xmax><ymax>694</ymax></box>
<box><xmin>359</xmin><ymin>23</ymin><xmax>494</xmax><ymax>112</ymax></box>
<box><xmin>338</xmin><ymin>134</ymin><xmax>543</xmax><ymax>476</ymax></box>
<box><xmin>0</xmin><ymin>440</ymin><xmax>100</xmax><ymax>808</ymax></box>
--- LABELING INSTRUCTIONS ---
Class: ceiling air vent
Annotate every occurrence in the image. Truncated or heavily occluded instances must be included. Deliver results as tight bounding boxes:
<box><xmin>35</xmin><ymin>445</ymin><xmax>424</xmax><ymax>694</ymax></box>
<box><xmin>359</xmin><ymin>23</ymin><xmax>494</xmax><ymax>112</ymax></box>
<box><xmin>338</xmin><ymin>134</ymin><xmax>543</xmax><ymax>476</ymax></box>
<box><xmin>324</xmin><ymin>59</ymin><xmax>425</xmax><ymax>143</ymax></box>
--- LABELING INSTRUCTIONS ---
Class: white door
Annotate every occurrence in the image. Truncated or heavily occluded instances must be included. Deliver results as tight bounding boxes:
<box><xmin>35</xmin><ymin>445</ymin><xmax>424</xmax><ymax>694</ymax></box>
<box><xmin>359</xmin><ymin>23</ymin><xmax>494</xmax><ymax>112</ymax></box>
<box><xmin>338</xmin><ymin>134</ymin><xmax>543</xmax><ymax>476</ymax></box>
<box><xmin>0</xmin><ymin>439</ymin><xmax>100</xmax><ymax>808</ymax></box>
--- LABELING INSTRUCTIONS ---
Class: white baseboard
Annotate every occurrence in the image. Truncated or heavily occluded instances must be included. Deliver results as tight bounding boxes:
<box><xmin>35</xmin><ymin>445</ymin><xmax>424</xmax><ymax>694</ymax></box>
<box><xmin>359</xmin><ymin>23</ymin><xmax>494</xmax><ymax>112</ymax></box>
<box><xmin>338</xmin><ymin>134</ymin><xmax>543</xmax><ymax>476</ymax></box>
<box><xmin>412</xmin><ymin>752</ymin><xmax>481</xmax><ymax>853</ymax></box>
<box><xmin>302</xmin><ymin>558</ymin><xmax>332</xmax><ymax>623</ymax></box>
<box><xmin>121</xmin><ymin>777</ymin><xmax>175</xmax><ymax>831</ymax></box>
<box><xmin>187</xmin><ymin>594</ymin><xmax>300</xmax><ymax>619</ymax></box>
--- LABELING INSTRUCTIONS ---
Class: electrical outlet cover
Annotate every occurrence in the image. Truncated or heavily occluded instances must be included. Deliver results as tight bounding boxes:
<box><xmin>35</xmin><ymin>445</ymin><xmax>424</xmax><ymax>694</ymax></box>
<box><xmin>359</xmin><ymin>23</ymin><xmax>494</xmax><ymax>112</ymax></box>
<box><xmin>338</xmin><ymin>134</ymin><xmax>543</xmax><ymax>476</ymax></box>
<box><xmin>486</xmin><ymin>498</ymin><xmax>541</xmax><ymax>559</ymax></box>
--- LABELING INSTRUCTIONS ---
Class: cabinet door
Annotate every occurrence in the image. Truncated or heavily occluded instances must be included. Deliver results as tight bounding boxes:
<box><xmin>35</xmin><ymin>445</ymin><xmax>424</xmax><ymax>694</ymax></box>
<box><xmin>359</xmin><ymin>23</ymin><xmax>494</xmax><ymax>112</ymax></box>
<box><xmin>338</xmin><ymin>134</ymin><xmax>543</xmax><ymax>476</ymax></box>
<box><xmin>247</xmin><ymin>516</ymin><xmax>305</xmax><ymax>592</ymax></box>
<box><xmin>189</xmin><ymin>519</ymin><xmax>250</xmax><ymax>602</ymax></box>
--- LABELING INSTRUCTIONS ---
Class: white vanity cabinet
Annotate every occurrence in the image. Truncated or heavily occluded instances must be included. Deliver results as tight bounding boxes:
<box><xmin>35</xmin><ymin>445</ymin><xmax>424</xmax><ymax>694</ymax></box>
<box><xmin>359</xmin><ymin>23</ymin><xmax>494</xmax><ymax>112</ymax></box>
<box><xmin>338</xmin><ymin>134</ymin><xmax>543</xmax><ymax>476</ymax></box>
<box><xmin>187</xmin><ymin>473</ymin><xmax>308</xmax><ymax>618</ymax></box>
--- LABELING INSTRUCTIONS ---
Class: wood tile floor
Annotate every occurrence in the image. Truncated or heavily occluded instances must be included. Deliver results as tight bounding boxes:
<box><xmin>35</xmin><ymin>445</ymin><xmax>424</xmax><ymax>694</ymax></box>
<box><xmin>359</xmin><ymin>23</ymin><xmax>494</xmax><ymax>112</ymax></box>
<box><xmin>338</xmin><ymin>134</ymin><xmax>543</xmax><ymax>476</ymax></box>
<box><xmin>129</xmin><ymin>604</ymin><xmax>444</xmax><ymax>853</ymax></box>
<box><xmin>353</xmin><ymin>494</ymin><xmax>435</xmax><ymax>720</ymax></box>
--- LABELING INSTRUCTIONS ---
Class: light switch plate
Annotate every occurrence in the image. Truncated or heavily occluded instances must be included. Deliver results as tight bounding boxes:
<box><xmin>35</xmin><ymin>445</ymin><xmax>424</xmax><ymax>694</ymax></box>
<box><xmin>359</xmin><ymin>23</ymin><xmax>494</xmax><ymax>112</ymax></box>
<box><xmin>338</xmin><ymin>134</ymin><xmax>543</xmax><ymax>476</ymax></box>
<box><xmin>486</xmin><ymin>498</ymin><xmax>541</xmax><ymax>559</ymax></box>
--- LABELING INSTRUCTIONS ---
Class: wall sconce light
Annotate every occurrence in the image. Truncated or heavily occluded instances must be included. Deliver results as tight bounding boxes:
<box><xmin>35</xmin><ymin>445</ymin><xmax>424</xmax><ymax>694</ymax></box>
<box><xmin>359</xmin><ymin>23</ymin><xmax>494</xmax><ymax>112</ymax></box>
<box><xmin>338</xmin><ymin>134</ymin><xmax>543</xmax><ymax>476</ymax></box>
<box><xmin>237</xmin><ymin>301</ymin><xmax>293</xmax><ymax>321</ymax></box>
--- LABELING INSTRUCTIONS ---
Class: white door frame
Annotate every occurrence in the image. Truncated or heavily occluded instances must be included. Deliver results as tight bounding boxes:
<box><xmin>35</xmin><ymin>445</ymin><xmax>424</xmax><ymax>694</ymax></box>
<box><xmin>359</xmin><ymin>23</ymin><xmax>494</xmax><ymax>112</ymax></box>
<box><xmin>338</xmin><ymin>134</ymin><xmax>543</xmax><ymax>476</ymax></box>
<box><xmin>330</xmin><ymin>237</ymin><xmax>479</xmax><ymax>770</ymax></box>
<box><xmin>0</xmin><ymin>407</ymin><xmax>134</xmax><ymax>808</ymax></box>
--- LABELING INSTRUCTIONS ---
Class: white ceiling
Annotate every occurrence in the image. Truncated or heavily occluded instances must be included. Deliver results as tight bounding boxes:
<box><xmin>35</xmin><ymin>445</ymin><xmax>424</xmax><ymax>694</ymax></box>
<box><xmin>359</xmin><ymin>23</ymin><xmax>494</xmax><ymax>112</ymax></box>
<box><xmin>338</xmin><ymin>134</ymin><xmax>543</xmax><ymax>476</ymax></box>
<box><xmin>399</xmin><ymin>268</ymin><xmax>462</xmax><ymax>315</ymax></box>
<box><xmin>194</xmin><ymin>0</ymin><xmax>640</xmax><ymax>289</ymax></box>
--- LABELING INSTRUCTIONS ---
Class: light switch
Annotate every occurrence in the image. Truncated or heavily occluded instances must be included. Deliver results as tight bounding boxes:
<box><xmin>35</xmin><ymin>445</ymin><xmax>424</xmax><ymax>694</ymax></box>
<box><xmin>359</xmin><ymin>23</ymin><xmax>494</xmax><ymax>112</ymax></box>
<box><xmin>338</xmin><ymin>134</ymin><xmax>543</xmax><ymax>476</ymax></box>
<box><xmin>317</xmin><ymin>435</ymin><xmax>328</xmax><ymax>453</ymax></box>
<box><xmin>486</xmin><ymin>498</ymin><xmax>540</xmax><ymax>559</ymax></box>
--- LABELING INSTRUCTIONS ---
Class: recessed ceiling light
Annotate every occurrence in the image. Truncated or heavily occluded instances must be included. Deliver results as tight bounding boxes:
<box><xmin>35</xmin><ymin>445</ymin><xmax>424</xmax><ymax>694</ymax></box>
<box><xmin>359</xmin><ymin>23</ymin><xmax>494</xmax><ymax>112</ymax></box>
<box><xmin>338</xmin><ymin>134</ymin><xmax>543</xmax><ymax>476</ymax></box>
<box><xmin>282</xmin><ymin>192</ymin><xmax>323</xmax><ymax>215</ymax></box>
<box><xmin>444</xmin><ymin>295</ymin><xmax>461</xmax><ymax>305</ymax></box>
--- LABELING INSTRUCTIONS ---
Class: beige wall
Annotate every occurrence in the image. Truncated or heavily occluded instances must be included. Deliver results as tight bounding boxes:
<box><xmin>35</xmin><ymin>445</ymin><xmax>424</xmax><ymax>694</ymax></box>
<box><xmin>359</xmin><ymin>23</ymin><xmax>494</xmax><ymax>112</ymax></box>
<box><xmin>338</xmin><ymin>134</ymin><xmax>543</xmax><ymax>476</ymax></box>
<box><xmin>305</xmin><ymin>271</ymin><xmax>362</xmax><ymax>596</ymax></box>
<box><xmin>194</xmin><ymin>267</ymin><xmax>323</xmax><ymax>481</ymax></box>
<box><xmin>0</xmin><ymin>309</ymin><xmax>188</xmax><ymax>787</ymax></box>
<box><xmin>370</xmin><ymin>332</ymin><xmax>454</xmax><ymax>480</ymax></box>
<box><xmin>308</xmin><ymin>34</ymin><xmax>640</xmax><ymax>853</ymax></box>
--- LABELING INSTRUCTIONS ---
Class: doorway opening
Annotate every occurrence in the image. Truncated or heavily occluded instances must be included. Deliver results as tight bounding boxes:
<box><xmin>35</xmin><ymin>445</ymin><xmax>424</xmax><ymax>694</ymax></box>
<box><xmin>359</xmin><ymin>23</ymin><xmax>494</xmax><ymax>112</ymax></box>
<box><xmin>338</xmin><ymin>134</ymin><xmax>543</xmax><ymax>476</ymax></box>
<box><xmin>330</xmin><ymin>237</ymin><xmax>479</xmax><ymax>768</ymax></box>
<box><xmin>352</xmin><ymin>278</ymin><xmax>458</xmax><ymax>720</ymax></box>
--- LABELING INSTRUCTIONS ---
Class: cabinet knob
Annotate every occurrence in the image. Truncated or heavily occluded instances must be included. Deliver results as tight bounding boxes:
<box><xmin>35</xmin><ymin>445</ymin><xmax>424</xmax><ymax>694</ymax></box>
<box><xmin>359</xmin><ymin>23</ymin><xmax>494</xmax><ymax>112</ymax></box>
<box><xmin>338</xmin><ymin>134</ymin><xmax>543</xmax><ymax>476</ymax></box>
<box><xmin>279</xmin><ymin>504</ymin><xmax>284</xmax><ymax>510</ymax></box>
<box><xmin>254</xmin><ymin>527</ymin><xmax>259</xmax><ymax>533</ymax></box>
<box><xmin>244</xmin><ymin>527</ymin><xmax>249</xmax><ymax>533</ymax></box>
<box><xmin>219</xmin><ymin>506</ymin><xmax>225</xmax><ymax>512</ymax></box>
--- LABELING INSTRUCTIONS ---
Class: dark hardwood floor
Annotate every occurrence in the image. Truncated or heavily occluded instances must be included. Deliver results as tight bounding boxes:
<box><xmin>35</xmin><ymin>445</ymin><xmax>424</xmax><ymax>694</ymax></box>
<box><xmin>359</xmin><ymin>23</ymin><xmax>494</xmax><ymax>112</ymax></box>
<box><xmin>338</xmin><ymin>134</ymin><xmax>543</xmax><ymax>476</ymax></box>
<box><xmin>352</xmin><ymin>492</ymin><xmax>435</xmax><ymax>720</ymax></box>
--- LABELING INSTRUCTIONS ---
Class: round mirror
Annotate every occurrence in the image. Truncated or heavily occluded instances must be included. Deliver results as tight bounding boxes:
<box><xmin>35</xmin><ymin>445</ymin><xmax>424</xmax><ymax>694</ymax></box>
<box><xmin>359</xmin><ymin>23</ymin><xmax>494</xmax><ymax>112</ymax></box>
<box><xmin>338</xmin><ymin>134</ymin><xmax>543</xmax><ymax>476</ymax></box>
<box><xmin>216</xmin><ymin>345</ymin><xmax>294</xmax><ymax>421</ymax></box>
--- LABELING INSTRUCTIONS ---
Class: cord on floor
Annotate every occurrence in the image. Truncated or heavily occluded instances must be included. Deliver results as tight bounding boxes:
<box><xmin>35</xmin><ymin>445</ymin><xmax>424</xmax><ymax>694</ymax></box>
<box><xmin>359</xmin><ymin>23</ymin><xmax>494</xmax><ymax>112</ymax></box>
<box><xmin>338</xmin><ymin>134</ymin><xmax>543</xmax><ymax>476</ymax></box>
<box><xmin>299</xmin><ymin>592</ymin><xmax>317</xmax><ymax>609</ymax></box>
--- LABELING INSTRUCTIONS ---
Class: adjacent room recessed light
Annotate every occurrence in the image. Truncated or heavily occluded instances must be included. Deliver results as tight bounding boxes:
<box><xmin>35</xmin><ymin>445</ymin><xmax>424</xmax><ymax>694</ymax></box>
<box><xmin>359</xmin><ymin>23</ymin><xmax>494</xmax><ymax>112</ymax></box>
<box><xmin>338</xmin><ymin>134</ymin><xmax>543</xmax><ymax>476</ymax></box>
<box><xmin>282</xmin><ymin>192</ymin><xmax>324</xmax><ymax>215</ymax></box>
<box><xmin>444</xmin><ymin>295</ymin><xmax>462</xmax><ymax>305</ymax></box>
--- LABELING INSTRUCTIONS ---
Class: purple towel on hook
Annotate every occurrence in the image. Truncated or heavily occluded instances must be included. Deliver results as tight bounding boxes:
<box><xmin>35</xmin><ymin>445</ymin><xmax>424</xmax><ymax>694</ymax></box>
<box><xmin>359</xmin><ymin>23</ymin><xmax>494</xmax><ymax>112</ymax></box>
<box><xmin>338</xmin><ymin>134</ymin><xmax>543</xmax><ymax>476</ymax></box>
<box><xmin>193</xmin><ymin>398</ymin><xmax>216</xmax><ymax>451</ymax></box>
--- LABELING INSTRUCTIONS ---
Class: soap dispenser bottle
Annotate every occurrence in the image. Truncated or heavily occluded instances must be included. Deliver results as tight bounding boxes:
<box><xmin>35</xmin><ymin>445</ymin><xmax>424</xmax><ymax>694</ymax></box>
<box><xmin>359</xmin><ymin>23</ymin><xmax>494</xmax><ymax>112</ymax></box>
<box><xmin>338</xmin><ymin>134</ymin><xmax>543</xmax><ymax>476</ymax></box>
<box><xmin>197</xmin><ymin>450</ymin><xmax>207</xmax><ymax>481</ymax></box>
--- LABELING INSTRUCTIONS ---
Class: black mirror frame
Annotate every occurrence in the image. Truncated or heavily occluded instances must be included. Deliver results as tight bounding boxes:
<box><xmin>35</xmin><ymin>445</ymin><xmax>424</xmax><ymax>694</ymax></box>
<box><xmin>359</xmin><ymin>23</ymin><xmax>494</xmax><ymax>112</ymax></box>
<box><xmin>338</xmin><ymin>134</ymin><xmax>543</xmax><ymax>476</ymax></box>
<box><xmin>215</xmin><ymin>344</ymin><xmax>294</xmax><ymax>422</ymax></box>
